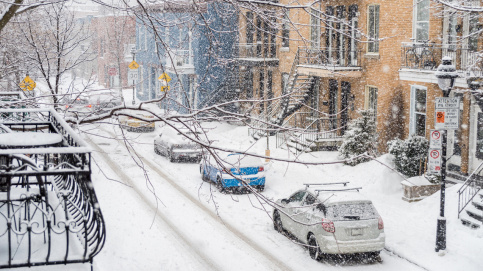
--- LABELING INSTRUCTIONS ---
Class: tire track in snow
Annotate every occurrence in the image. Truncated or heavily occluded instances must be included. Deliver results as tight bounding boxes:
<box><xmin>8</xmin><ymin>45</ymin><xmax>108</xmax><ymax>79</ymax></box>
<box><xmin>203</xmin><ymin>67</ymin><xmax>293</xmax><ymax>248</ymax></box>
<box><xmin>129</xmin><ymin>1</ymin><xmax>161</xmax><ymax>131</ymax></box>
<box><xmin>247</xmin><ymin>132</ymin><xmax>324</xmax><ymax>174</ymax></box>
<box><xmin>95</xmin><ymin>128</ymin><xmax>293</xmax><ymax>271</ymax></box>
<box><xmin>86</xmin><ymin>136</ymin><xmax>221</xmax><ymax>271</ymax></box>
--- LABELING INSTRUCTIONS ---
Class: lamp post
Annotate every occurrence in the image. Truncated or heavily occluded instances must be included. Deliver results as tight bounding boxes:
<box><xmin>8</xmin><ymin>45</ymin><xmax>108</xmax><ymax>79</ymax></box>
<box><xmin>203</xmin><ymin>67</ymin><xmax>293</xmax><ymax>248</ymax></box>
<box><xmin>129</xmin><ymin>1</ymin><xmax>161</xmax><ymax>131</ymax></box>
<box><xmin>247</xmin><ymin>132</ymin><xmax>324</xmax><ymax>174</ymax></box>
<box><xmin>434</xmin><ymin>56</ymin><xmax>458</xmax><ymax>252</ymax></box>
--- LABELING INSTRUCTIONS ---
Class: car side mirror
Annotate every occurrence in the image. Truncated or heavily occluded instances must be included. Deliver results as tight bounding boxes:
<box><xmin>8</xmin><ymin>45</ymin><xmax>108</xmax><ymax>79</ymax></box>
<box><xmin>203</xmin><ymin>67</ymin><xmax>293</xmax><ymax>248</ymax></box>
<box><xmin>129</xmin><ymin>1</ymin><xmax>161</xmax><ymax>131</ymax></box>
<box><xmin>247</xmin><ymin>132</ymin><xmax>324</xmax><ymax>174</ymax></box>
<box><xmin>281</xmin><ymin>199</ymin><xmax>289</xmax><ymax>204</ymax></box>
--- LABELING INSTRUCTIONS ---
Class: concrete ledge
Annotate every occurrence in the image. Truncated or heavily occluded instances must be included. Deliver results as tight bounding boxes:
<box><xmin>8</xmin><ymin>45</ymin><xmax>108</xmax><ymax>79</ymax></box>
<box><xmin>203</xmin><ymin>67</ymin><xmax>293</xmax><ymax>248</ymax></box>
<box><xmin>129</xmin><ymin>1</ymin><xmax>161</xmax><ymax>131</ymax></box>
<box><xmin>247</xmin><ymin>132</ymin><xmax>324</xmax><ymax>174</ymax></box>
<box><xmin>401</xmin><ymin>176</ymin><xmax>440</xmax><ymax>202</ymax></box>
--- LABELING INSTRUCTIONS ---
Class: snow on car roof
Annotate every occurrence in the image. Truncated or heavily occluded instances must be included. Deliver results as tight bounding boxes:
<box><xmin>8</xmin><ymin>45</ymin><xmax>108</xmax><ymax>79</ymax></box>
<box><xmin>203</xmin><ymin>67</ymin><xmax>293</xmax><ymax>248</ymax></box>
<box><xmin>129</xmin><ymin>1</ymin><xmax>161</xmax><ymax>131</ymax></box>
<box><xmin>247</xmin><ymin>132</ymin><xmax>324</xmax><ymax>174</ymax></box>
<box><xmin>223</xmin><ymin>153</ymin><xmax>263</xmax><ymax>167</ymax></box>
<box><xmin>307</xmin><ymin>188</ymin><xmax>372</xmax><ymax>205</ymax></box>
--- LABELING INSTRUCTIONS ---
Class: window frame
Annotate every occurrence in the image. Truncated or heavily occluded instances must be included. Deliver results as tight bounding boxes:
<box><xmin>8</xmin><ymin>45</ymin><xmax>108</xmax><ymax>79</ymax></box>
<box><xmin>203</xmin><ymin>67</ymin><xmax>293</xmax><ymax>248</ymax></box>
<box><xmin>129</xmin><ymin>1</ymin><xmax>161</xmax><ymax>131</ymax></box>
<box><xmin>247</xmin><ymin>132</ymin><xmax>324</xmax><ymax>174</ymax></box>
<box><xmin>413</xmin><ymin>0</ymin><xmax>430</xmax><ymax>42</ymax></box>
<box><xmin>367</xmin><ymin>4</ymin><xmax>380</xmax><ymax>54</ymax></box>
<box><xmin>364</xmin><ymin>85</ymin><xmax>378</xmax><ymax>119</ymax></box>
<box><xmin>409</xmin><ymin>85</ymin><xmax>427</xmax><ymax>137</ymax></box>
<box><xmin>281</xmin><ymin>10</ymin><xmax>290</xmax><ymax>48</ymax></box>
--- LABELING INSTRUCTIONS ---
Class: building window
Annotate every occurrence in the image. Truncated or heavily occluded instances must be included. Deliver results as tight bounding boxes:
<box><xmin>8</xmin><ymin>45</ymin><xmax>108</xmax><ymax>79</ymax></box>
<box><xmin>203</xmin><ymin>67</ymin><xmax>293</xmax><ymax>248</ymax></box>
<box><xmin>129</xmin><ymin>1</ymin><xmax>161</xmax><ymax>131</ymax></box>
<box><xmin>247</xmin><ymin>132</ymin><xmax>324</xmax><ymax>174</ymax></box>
<box><xmin>281</xmin><ymin>10</ymin><xmax>290</xmax><ymax>48</ymax></box>
<box><xmin>409</xmin><ymin>86</ymin><xmax>426</xmax><ymax>137</ymax></box>
<box><xmin>310</xmin><ymin>10</ymin><xmax>320</xmax><ymax>48</ymax></box>
<box><xmin>414</xmin><ymin>0</ymin><xmax>430</xmax><ymax>42</ymax></box>
<box><xmin>367</xmin><ymin>5</ymin><xmax>380</xmax><ymax>53</ymax></box>
<box><xmin>365</xmin><ymin>86</ymin><xmax>378</xmax><ymax>120</ymax></box>
<box><xmin>246</xmin><ymin>12</ymin><xmax>254</xmax><ymax>44</ymax></box>
<box><xmin>477</xmin><ymin>112</ymin><xmax>483</xmax><ymax>159</ymax></box>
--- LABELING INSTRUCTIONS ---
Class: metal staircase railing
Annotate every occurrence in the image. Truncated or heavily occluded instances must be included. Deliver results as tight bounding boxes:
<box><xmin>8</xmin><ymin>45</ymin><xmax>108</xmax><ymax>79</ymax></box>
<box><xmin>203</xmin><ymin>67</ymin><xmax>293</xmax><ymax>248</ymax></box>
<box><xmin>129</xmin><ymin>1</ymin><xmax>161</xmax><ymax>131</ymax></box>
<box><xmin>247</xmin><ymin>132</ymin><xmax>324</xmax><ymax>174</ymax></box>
<box><xmin>458</xmin><ymin>163</ymin><xmax>483</xmax><ymax>218</ymax></box>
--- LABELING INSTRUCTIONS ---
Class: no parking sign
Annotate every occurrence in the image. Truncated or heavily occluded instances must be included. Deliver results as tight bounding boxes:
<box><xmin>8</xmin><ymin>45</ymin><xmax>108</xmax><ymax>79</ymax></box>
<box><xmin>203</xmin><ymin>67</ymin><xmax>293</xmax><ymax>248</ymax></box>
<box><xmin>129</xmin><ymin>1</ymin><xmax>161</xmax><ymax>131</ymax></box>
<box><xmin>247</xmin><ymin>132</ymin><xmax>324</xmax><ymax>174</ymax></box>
<box><xmin>428</xmin><ymin>148</ymin><xmax>442</xmax><ymax>174</ymax></box>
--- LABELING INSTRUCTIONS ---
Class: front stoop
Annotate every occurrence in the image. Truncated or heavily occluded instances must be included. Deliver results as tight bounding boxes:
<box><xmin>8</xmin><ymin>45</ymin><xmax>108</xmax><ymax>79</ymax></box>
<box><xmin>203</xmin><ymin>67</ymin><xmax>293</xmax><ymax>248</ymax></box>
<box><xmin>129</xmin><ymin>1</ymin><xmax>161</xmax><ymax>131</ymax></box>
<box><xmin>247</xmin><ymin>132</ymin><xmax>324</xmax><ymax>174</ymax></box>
<box><xmin>460</xmin><ymin>192</ymin><xmax>483</xmax><ymax>229</ymax></box>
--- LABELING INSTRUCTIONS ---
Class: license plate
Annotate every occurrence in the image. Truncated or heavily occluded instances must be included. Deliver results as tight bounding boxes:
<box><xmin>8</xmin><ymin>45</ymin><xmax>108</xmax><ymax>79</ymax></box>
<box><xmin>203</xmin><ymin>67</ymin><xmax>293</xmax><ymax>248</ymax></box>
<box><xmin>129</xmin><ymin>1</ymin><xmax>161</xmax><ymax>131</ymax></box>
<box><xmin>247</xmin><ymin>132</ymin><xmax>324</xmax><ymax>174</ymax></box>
<box><xmin>351</xmin><ymin>228</ymin><xmax>362</xmax><ymax>236</ymax></box>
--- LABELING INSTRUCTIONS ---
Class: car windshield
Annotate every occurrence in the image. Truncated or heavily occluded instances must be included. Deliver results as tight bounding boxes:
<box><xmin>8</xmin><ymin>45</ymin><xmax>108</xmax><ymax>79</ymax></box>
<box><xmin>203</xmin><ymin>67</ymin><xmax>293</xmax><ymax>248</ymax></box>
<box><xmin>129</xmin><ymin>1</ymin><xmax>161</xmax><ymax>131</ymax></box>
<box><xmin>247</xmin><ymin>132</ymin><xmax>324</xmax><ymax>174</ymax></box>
<box><xmin>325</xmin><ymin>202</ymin><xmax>378</xmax><ymax>221</ymax></box>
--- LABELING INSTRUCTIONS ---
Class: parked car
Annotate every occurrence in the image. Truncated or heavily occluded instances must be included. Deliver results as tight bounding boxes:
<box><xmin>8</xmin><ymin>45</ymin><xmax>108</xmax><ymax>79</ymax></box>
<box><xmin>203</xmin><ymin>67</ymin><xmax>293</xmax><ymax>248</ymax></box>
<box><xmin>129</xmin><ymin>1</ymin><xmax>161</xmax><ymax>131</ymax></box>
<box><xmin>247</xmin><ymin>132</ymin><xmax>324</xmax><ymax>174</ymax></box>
<box><xmin>64</xmin><ymin>90</ymin><xmax>123</xmax><ymax>118</ymax></box>
<box><xmin>200</xmin><ymin>152</ymin><xmax>266</xmax><ymax>192</ymax></box>
<box><xmin>273</xmin><ymin>183</ymin><xmax>385</xmax><ymax>261</ymax></box>
<box><xmin>154</xmin><ymin>126</ymin><xmax>202</xmax><ymax>163</ymax></box>
<box><xmin>119</xmin><ymin>114</ymin><xmax>155</xmax><ymax>132</ymax></box>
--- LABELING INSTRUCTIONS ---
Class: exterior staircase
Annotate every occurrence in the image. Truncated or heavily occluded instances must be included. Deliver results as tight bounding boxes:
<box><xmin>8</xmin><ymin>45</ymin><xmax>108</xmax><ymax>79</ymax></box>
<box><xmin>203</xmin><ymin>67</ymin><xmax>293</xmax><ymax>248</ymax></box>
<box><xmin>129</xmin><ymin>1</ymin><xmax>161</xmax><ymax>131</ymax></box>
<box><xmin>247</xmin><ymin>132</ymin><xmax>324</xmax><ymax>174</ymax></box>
<box><xmin>458</xmin><ymin>171</ymin><xmax>483</xmax><ymax>229</ymax></box>
<box><xmin>250</xmin><ymin>48</ymin><xmax>317</xmax><ymax>139</ymax></box>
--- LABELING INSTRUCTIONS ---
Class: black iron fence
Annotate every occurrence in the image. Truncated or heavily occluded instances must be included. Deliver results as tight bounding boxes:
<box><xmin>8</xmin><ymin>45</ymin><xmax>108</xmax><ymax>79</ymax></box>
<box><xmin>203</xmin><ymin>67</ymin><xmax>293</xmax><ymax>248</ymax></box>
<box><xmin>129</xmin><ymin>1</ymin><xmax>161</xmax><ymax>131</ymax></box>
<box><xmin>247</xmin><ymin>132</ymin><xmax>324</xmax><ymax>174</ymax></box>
<box><xmin>297</xmin><ymin>47</ymin><xmax>362</xmax><ymax>68</ymax></box>
<box><xmin>238</xmin><ymin>43</ymin><xmax>277</xmax><ymax>59</ymax></box>
<box><xmin>401</xmin><ymin>43</ymin><xmax>483</xmax><ymax>76</ymax></box>
<box><xmin>0</xmin><ymin>109</ymin><xmax>105</xmax><ymax>269</ymax></box>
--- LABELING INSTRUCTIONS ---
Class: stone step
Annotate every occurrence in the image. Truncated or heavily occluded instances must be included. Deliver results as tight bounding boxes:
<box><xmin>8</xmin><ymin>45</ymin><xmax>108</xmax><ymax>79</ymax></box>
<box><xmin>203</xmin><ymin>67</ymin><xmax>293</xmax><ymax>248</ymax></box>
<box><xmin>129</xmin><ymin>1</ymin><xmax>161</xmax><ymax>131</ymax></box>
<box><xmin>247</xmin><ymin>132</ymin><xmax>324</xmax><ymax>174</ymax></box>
<box><xmin>460</xmin><ymin>211</ymin><xmax>482</xmax><ymax>229</ymax></box>
<box><xmin>473</xmin><ymin>200</ymin><xmax>483</xmax><ymax>211</ymax></box>
<box><xmin>466</xmin><ymin>204</ymin><xmax>483</xmax><ymax>223</ymax></box>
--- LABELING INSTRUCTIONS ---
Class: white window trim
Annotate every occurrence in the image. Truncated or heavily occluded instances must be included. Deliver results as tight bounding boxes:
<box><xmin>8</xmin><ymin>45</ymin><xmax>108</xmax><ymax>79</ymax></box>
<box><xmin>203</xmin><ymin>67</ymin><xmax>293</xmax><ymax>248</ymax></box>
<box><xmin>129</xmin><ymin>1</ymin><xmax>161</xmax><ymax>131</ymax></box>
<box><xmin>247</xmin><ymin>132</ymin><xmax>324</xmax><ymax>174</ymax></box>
<box><xmin>364</xmin><ymin>85</ymin><xmax>378</xmax><ymax>110</ymax></box>
<box><xmin>412</xmin><ymin>0</ymin><xmax>430</xmax><ymax>42</ymax></box>
<box><xmin>409</xmin><ymin>85</ymin><xmax>427</xmax><ymax>136</ymax></box>
<box><xmin>366</xmin><ymin>4</ymin><xmax>380</xmax><ymax>54</ymax></box>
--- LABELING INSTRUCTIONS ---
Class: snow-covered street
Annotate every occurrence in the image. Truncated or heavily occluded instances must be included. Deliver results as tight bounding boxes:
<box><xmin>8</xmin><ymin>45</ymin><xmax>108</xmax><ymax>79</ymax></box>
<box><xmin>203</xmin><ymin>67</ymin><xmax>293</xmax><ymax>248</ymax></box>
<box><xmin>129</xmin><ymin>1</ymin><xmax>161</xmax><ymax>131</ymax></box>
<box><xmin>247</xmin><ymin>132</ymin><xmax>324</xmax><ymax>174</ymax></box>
<box><xmin>59</xmin><ymin>114</ymin><xmax>481</xmax><ymax>271</ymax></box>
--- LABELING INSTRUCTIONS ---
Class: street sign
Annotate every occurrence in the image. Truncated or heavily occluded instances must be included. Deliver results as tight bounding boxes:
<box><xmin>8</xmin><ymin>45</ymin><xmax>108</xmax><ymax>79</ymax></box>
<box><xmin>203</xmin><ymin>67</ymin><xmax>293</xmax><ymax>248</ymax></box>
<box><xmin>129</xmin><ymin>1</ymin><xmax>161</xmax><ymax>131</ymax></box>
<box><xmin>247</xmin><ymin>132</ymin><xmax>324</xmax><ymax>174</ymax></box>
<box><xmin>429</xmin><ymin>130</ymin><xmax>443</xmax><ymax>149</ymax></box>
<box><xmin>128</xmin><ymin>61</ymin><xmax>139</xmax><ymax>70</ymax></box>
<box><xmin>158</xmin><ymin>73</ymin><xmax>171</xmax><ymax>82</ymax></box>
<box><xmin>434</xmin><ymin>97</ymin><xmax>460</xmax><ymax>130</ymax></box>
<box><xmin>108</xmin><ymin>67</ymin><xmax>117</xmax><ymax>76</ymax></box>
<box><xmin>128</xmin><ymin>70</ymin><xmax>138</xmax><ymax>84</ymax></box>
<box><xmin>19</xmin><ymin>76</ymin><xmax>36</xmax><ymax>91</ymax></box>
<box><xmin>160</xmin><ymin>86</ymin><xmax>170</xmax><ymax>92</ymax></box>
<box><xmin>428</xmin><ymin>148</ymin><xmax>442</xmax><ymax>174</ymax></box>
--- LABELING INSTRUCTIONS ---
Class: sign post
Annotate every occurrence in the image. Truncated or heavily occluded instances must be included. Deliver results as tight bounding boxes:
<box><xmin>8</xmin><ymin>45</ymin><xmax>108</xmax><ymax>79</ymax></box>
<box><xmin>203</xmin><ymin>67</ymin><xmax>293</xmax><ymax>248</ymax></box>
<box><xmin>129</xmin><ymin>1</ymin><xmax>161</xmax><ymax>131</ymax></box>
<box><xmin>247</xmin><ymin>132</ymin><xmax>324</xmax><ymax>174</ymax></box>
<box><xmin>128</xmin><ymin>58</ymin><xmax>139</xmax><ymax>105</ymax></box>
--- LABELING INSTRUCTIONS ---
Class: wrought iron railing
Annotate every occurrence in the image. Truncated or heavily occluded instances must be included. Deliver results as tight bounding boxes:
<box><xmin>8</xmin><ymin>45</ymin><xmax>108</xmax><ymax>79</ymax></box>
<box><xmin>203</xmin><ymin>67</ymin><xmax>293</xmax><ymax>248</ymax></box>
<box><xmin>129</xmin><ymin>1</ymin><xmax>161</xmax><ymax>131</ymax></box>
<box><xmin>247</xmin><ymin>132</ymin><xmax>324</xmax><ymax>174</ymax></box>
<box><xmin>401</xmin><ymin>43</ymin><xmax>483</xmax><ymax>76</ymax></box>
<box><xmin>297</xmin><ymin>47</ymin><xmax>362</xmax><ymax>68</ymax></box>
<box><xmin>458</xmin><ymin>163</ymin><xmax>483</xmax><ymax>218</ymax></box>
<box><xmin>0</xmin><ymin>108</ymin><xmax>105</xmax><ymax>269</ymax></box>
<box><xmin>238</xmin><ymin>43</ymin><xmax>277</xmax><ymax>59</ymax></box>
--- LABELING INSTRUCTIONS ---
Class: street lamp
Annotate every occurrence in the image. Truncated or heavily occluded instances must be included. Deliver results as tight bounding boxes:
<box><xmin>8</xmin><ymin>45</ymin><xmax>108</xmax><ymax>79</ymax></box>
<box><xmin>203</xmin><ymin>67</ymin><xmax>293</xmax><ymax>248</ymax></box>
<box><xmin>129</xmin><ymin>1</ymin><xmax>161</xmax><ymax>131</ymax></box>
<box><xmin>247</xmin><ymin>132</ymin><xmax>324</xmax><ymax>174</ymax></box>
<box><xmin>434</xmin><ymin>56</ymin><xmax>458</xmax><ymax>253</ymax></box>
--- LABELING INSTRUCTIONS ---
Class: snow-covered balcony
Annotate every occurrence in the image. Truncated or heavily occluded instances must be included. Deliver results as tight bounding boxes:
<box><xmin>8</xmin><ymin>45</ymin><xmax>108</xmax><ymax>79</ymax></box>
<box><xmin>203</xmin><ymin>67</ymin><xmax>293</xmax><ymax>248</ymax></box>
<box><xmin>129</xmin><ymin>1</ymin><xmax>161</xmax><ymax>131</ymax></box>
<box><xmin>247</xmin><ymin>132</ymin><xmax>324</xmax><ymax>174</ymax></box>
<box><xmin>236</xmin><ymin>43</ymin><xmax>279</xmax><ymax>67</ymax></box>
<box><xmin>296</xmin><ymin>47</ymin><xmax>363</xmax><ymax>78</ymax></box>
<box><xmin>399</xmin><ymin>42</ymin><xmax>483</xmax><ymax>86</ymax></box>
<box><xmin>165</xmin><ymin>49</ymin><xmax>195</xmax><ymax>74</ymax></box>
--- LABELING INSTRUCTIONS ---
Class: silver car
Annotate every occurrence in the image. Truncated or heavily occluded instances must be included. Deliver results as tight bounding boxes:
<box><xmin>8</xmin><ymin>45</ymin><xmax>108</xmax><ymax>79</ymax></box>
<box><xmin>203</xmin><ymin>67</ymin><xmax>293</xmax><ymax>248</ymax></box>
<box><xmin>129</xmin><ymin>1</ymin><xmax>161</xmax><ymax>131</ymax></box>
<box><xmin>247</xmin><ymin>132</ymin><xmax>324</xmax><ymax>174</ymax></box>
<box><xmin>154</xmin><ymin>127</ymin><xmax>202</xmax><ymax>163</ymax></box>
<box><xmin>273</xmin><ymin>184</ymin><xmax>385</xmax><ymax>261</ymax></box>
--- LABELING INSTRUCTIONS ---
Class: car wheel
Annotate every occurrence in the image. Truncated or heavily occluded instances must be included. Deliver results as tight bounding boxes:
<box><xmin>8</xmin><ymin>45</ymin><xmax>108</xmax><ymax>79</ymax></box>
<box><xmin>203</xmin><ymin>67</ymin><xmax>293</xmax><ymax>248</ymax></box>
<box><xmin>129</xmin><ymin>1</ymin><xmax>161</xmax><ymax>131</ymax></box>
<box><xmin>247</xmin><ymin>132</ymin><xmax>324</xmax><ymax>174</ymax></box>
<box><xmin>273</xmin><ymin>210</ymin><xmax>284</xmax><ymax>233</ymax></box>
<box><xmin>201</xmin><ymin>166</ymin><xmax>208</xmax><ymax>182</ymax></box>
<box><xmin>257</xmin><ymin>185</ymin><xmax>265</xmax><ymax>192</ymax></box>
<box><xmin>154</xmin><ymin>146</ymin><xmax>161</xmax><ymax>155</ymax></box>
<box><xmin>169</xmin><ymin>151</ymin><xmax>175</xmax><ymax>162</ymax></box>
<box><xmin>308</xmin><ymin>234</ymin><xmax>322</xmax><ymax>261</ymax></box>
<box><xmin>216</xmin><ymin>177</ymin><xmax>226</xmax><ymax>193</ymax></box>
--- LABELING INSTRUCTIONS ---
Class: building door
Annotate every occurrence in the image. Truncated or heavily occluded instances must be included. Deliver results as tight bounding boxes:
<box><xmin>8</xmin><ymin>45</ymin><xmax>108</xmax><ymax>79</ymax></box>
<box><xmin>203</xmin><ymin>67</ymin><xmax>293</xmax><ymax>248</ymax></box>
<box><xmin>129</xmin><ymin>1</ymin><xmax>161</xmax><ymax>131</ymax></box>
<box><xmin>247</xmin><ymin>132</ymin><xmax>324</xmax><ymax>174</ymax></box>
<box><xmin>329</xmin><ymin>79</ymin><xmax>338</xmax><ymax>129</ymax></box>
<box><xmin>341</xmin><ymin>81</ymin><xmax>351</xmax><ymax>132</ymax></box>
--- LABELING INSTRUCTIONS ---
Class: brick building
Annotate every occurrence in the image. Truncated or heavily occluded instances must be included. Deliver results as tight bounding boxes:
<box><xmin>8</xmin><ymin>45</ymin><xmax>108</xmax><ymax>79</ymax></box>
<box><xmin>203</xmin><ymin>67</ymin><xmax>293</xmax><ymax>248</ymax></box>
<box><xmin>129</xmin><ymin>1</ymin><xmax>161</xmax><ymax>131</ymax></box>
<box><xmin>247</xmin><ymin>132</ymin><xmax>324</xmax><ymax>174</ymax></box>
<box><xmin>92</xmin><ymin>15</ymin><xmax>136</xmax><ymax>88</ymax></box>
<box><xmin>237</xmin><ymin>0</ymin><xmax>483</xmax><ymax>184</ymax></box>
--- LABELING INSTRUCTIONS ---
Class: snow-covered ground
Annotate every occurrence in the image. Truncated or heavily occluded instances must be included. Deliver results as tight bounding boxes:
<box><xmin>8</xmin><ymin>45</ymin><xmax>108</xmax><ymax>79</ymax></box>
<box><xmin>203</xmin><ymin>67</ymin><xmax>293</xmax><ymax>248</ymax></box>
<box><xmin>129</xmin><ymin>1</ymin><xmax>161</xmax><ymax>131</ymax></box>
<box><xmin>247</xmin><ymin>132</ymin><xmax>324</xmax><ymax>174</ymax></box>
<box><xmin>14</xmin><ymin>86</ymin><xmax>483</xmax><ymax>270</ymax></box>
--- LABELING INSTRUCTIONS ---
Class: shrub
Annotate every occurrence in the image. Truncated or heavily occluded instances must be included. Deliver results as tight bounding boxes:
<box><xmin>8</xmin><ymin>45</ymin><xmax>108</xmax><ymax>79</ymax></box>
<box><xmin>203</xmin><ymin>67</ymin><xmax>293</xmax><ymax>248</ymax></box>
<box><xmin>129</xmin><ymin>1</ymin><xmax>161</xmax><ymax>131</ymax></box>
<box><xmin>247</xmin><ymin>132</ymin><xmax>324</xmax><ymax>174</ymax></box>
<box><xmin>388</xmin><ymin>136</ymin><xmax>429</xmax><ymax>177</ymax></box>
<box><xmin>338</xmin><ymin>109</ymin><xmax>378</xmax><ymax>166</ymax></box>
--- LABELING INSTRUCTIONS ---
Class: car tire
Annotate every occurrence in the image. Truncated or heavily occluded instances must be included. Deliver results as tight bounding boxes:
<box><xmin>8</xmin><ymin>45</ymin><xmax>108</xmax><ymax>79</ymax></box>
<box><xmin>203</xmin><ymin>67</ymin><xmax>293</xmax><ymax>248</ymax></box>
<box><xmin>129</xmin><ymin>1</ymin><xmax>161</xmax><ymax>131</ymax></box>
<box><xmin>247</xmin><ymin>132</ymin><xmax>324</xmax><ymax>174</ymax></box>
<box><xmin>216</xmin><ymin>177</ymin><xmax>226</xmax><ymax>193</ymax></box>
<box><xmin>169</xmin><ymin>151</ymin><xmax>175</xmax><ymax>162</ymax></box>
<box><xmin>154</xmin><ymin>146</ymin><xmax>161</xmax><ymax>155</ymax></box>
<box><xmin>201</xmin><ymin>166</ymin><xmax>208</xmax><ymax>182</ymax></box>
<box><xmin>273</xmin><ymin>210</ymin><xmax>284</xmax><ymax>233</ymax></box>
<box><xmin>257</xmin><ymin>185</ymin><xmax>265</xmax><ymax>192</ymax></box>
<box><xmin>308</xmin><ymin>234</ymin><xmax>322</xmax><ymax>261</ymax></box>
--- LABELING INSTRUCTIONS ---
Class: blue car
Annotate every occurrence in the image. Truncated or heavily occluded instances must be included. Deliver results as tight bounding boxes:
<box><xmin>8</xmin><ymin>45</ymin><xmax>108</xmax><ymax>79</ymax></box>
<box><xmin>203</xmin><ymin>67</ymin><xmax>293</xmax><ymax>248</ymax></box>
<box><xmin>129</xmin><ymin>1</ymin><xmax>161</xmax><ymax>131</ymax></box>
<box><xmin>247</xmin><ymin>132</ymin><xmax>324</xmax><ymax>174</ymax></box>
<box><xmin>200</xmin><ymin>153</ymin><xmax>266</xmax><ymax>192</ymax></box>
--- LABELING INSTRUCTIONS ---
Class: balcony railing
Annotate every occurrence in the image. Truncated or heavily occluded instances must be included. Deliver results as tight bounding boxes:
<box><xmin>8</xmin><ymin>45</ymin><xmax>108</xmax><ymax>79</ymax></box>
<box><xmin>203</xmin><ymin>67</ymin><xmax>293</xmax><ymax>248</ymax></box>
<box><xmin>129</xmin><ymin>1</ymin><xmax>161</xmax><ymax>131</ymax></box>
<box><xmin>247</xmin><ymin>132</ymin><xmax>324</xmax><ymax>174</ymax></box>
<box><xmin>238</xmin><ymin>43</ymin><xmax>277</xmax><ymax>59</ymax></box>
<box><xmin>401</xmin><ymin>43</ymin><xmax>483</xmax><ymax>76</ymax></box>
<box><xmin>297</xmin><ymin>47</ymin><xmax>362</xmax><ymax>68</ymax></box>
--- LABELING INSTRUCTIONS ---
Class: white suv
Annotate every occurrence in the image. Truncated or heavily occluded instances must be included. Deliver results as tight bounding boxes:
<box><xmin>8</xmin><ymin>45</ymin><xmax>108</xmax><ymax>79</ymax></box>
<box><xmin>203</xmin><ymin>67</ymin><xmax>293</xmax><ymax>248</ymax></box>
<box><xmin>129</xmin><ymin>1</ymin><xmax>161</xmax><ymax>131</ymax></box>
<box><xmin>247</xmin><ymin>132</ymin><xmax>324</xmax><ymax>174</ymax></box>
<box><xmin>273</xmin><ymin>183</ymin><xmax>385</xmax><ymax>261</ymax></box>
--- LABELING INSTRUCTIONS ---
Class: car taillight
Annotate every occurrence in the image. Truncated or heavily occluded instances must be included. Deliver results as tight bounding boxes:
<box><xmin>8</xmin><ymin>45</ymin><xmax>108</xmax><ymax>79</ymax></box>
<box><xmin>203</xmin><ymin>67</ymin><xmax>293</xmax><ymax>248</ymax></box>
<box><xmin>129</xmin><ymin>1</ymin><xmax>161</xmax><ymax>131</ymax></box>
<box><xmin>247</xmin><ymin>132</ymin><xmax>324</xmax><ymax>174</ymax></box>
<box><xmin>65</xmin><ymin>105</ymin><xmax>69</xmax><ymax>109</ymax></box>
<box><xmin>321</xmin><ymin>218</ymin><xmax>335</xmax><ymax>233</ymax></box>
<box><xmin>378</xmin><ymin>216</ymin><xmax>384</xmax><ymax>230</ymax></box>
<box><xmin>87</xmin><ymin>104</ymin><xmax>92</xmax><ymax>108</ymax></box>
<box><xmin>258</xmin><ymin>166</ymin><xmax>264</xmax><ymax>172</ymax></box>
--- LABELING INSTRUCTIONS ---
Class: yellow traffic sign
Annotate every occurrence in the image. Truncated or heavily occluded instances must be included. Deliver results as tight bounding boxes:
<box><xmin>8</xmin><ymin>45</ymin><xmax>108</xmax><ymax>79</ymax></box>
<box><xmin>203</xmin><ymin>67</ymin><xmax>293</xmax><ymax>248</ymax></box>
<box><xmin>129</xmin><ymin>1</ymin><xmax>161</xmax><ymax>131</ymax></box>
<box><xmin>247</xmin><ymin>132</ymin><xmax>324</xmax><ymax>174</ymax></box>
<box><xmin>20</xmin><ymin>76</ymin><xmax>36</xmax><ymax>91</ymax></box>
<box><xmin>158</xmin><ymin>73</ymin><xmax>171</xmax><ymax>82</ymax></box>
<box><xmin>160</xmin><ymin>86</ymin><xmax>170</xmax><ymax>92</ymax></box>
<box><xmin>128</xmin><ymin>61</ymin><xmax>139</xmax><ymax>70</ymax></box>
